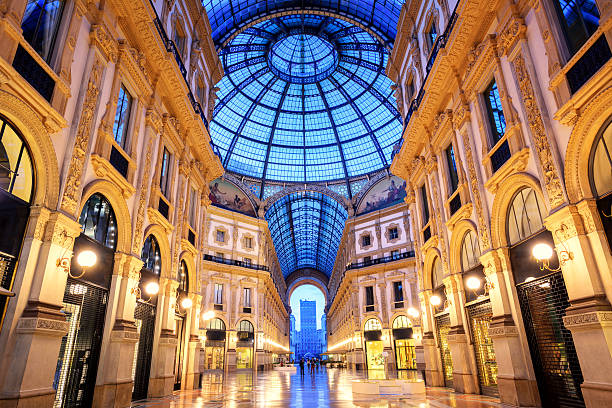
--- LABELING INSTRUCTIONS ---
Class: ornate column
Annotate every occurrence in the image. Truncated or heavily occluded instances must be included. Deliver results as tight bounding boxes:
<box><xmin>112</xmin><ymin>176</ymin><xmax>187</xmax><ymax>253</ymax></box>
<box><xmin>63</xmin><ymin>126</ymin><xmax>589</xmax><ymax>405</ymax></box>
<box><xmin>420</xmin><ymin>289</ymin><xmax>444</xmax><ymax>386</ymax></box>
<box><xmin>0</xmin><ymin>211</ymin><xmax>81</xmax><ymax>406</ymax></box>
<box><xmin>545</xmin><ymin>205</ymin><xmax>612</xmax><ymax>406</ymax></box>
<box><xmin>480</xmin><ymin>249</ymin><xmax>539</xmax><ymax>406</ymax></box>
<box><xmin>444</xmin><ymin>275</ymin><xmax>478</xmax><ymax>394</ymax></box>
<box><xmin>94</xmin><ymin>254</ymin><xmax>143</xmax><ymax>408</ymax></box>
<box><xmin>184</xmin><ymin>293</ymin><xmax>202</xmax><ymax>390</ymax></box>
<box><xmin>148</xmin><ymin>278</ymin><xmax>178</xmax><ymax>397</ymax></box>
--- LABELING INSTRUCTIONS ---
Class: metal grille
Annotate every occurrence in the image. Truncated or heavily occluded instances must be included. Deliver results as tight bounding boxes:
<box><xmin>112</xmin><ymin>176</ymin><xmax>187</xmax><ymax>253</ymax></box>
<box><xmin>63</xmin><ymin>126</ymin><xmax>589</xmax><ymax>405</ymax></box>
<box><xmin>435</xmin><ymin>313</ymin><xmax>453</xmax><ymax>388</ymax></box>
<box><xmin>53</xmin><ymin>278</ymin><xmax>108</xmax><ymax>408</ymax></box>
<box><xmin>132</xmin><ymin>301</ymin><xmax>156</xmax><ymax>401</ymax></box>
<box><xmin>516</xmin><ymin>272</ymin><xmax>585</xmax><ymax>408</ymax></box>
<box><xmin>174</xmin><ymin>317</ymin><xmax>185</xmax><ymax>390</ymax></box>
<box><xmin>466</xmin><ymin>300</ymin><xmax>498</xmax><ymax>396</ymax></box>
<box><xmin>0</xmin><ymin>252</ymin><xmax>16</xmax><ymax>329</ymax></box>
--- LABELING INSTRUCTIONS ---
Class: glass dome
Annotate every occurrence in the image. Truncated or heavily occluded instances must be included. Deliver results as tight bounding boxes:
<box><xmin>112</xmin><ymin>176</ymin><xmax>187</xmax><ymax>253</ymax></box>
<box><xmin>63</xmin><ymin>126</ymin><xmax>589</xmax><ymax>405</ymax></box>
<box><xmin>210</xmin><ymin>13</ymin><xmax>402</xmax><ymax>184</ymax></box>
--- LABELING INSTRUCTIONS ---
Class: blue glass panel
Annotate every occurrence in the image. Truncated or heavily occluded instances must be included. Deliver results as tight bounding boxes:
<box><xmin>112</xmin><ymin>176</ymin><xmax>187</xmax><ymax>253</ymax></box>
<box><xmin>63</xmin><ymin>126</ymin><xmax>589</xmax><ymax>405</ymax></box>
<box><xmin>209</xmin><ymin>12</ymin><xmax>402</xmax><ymax>184</ymax></box>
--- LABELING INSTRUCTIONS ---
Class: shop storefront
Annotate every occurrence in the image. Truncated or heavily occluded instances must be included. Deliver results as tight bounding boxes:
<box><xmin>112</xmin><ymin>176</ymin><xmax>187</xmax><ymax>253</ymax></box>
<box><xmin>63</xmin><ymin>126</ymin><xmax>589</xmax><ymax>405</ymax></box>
<box><xmin>507</xmin><ymin>188</ymin><xmax>584</xmax><ymax>407</ymax></box>
<box><xmin>460</xmin><ymin>230</ymin><xmax>498</xmax><ymax>396</ymax></box>
<box><xmin>205</xmin><ymin>318</ymin><xmax>226</xmax><ymax>370</ymax></box>
<box><xmin>236</xmin><ymin>320</ymin><xmax>254</xmax><ymax>369</ymax></box>
<box><xmin>53</xmin><ymin>194</ymin><xmax>117</xmax><ymax>407</ymax></box>
<box><xmin>173</xmin><ymin>260</ymin><xmax>190</xmax><ymax>390</ymax></box>
<box><xmin>363</xmin><ymin>318</ymin><xmax>384</xmax><ymax>370</ymax></box>
<box><xmin>392</xmin><ymin>316</ymin><xmax>416</xmax><ymax>370</ymax></box>
<box><xmin>434</xmin><ymin>313</ymin><xmax>453</xmax><ymax>388</ymax></box>
<box><xmin>132</xmin><ymin>235</ymin><xmax>161</xmax><ymax>401</ymax></box>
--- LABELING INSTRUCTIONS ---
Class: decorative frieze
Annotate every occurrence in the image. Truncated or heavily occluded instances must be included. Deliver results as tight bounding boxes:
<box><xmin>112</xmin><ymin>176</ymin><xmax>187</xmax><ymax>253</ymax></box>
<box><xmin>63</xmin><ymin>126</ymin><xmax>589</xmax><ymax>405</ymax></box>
<box><xmin>511</xmin><ymin>53</ymin><xmax>565</xmax><ymax>209</ymax></box>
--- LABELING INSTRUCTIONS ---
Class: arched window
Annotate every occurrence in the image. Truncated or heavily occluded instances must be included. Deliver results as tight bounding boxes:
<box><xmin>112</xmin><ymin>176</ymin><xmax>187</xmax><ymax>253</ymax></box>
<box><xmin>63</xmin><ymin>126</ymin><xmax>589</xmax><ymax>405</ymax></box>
<box><xmin>364</xmin><ymin>318</ymin><xmax>382</xmax><ymax>332</ymax></box>
<box><xmin>178</xmin><ymin>260</ymin><xmax>188</xmax><ymax>292</ymax></box>
<box><xmin>590</xmin><ymin>119</ymin><xmax>612</xmax><ymax>198</ymax></box>
<box><xmin>507</xmin><ymin>187</ymin><xmax>545</xmax><ymax>245</ymax></box>
<box><xmin>78</xmin><ymin>193</ymin><xmax>117</xmax><ymax>249</ymax></box>
<box><xmin>207</xmin><ymin>318</ymin><xmax>226</xmax><ymax>331</ymax></box>
<box><xmin>141</xmin><ymin>235</ymin><xmax>161</xmax><ymax>275</ymax></box>
<box><xmin>237</xmin><ymin>320</ymin><xmax>254</xmax><ymax>333</ymax></box>
<box><xmin>431</xmin><ymin>257</ymin><xmax>443</xmax><ymax>289</ymax></box>
<box><xmin>392</xmin><ymin>315</ymin><xmax>412</xmax><ymax>329</ymax></box>
<box><xmin>0</xmin><ymin>117</ymin><xmax>34</xmax><ymax>203</ymax></box>
<box><xmin>461</xmin><ymin>230</ymin><xmax>481</xmax><ymax>271</ymax></box>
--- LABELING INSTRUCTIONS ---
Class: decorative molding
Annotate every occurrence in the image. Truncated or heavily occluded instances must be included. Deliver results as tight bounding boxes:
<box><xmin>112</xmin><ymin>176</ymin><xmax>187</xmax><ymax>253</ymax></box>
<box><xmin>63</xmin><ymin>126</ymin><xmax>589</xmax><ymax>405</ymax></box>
<box><xmin>511</xmin><ymin>53</ymin><xmax>565</xmax><ymax>209</ymax></box>
<box><xmin>60</xmin><ymin>57</ymin><xmax>104</xmax><ymax>215</ymax></box>
<box><xmin>563</xmin><ymin>311</ymin><xmax>612</xmax><ymax>328</ymax></box>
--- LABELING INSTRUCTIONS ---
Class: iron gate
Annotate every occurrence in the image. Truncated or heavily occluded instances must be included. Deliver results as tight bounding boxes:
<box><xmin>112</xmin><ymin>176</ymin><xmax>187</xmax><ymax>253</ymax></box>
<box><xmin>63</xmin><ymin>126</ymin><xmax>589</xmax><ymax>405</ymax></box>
<box><xmin>132</xmin><ymin>301</ymin><xmax>156</xmax><ymax>401</ymax></box>
<box><xmin>53</xmin><ymin>278</ymin><xmax>108</xmax><ymax>408</ymax></box>
<box><xmin>516</xmin><ymin>272</ymin><xmax>584</xmax><ymax>408</ymax></box>
<box><xmin>466</xmin><ymin>300</ymin><xmax>498</xmax><ymax>396</ymax></box>
<box><xmin>434</xmin><ymin>313</ymin><xmax>453</xmax><ymax>388</ymax></box>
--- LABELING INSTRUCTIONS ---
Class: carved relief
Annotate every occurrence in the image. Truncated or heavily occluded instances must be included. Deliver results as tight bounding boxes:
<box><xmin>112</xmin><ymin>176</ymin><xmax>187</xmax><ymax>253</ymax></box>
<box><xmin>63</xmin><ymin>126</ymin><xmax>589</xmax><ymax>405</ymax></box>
<box><xmin>512</xmin><ymin>54</ymin><xmax>565</xmax><ymax>209</ymax></box>
<box><xmin>132</xmin><ymin>135</ymin><xmax>155</xmax><ymax>254</ymax></box>
<box><xmin>60</xmin><ymin>57</ymin><xmax>104</xmax><ymax>215</ymax></box>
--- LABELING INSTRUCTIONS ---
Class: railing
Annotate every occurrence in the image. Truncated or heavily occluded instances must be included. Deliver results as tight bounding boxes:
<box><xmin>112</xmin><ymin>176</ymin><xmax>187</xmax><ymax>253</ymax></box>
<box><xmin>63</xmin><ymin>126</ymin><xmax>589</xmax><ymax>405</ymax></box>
<box><xmin>490</xmin><ymin>140</ymin><xmax>511</xmax><ymax>173</ymax></box>
<box><xmin>566</xmin><ymin>35</ymin><xmax>612</xmax><ymax>94</ymax></box>
<box><xmin>148</xmin><ymin>2</ymin><xmax>224</xmax><ymax>162</ymax></box>
<box><xmin>203</xmin><ymin>253</ymin><xmax>269</xmax><ymax>271</ymax></box>
<box><xmin>157</xmin><ymin>197</ymin><xmax>169</xmax><ymax>219</ymax></box>
<box><xmin>346</xmin><ymin>250</ymin><xmax>415</xmax><ymax>270</ymax></box>
<box><xmin>449</xmin><ymin>193</ymin><xmax>462</xmax><ymax>216</ymax></box>
<box><xmin>109</xmin><ymin>146</ymin><xmax>129</xmax><ymax>178</ymax></box>
<box><xmin>403</xmin><ymin>8</ymin><xmax>459</xmax><ymax>127</ymax></box>
<box><xmin>12</xmin><ymin>45</ymin><xmax>55</xmax><ymax>101</ymax></box>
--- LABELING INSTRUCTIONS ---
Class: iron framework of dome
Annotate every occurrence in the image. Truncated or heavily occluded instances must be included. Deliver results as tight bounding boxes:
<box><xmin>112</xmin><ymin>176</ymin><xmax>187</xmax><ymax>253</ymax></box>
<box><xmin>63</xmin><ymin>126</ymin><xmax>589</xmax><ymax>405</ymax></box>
<box><xmin>209</xmin><ymin>13</ymin><xmax>403</xmax><ymax>188</ymax></box>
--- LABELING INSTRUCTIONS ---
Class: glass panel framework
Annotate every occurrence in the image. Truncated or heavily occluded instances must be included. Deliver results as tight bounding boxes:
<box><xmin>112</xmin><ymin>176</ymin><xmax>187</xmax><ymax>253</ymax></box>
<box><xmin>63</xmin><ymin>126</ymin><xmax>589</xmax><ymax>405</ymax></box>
<box><xmin>210</xmin><ymin>13</ymin><xmax>402</xmax><ymax>184</ymax></box>
<box><xmin>265</xmin><ymin>190</ymin><xmax>348</xmax><ymax>278</ymax></box>
<box><xmin>201</xmin><ymin>0</ymin><xmax>404</xmax><ymax>47</ymax></box>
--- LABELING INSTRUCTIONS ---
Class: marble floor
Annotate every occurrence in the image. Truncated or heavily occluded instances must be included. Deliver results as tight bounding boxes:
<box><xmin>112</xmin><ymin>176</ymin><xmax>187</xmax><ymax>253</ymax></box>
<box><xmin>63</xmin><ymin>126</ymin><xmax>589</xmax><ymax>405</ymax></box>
<box><xmin>132</xmin><ymin>368</ymin><xmax>503</xmax><ymax>408</ymax></box>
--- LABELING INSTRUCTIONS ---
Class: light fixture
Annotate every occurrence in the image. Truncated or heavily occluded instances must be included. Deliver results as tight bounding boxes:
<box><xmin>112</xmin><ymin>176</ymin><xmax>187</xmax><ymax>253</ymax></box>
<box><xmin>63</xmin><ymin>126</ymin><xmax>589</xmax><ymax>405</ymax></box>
<box><xmin>532</xmin><ymin>241</ymin><xmax>573</xmax><ymax>272</ymax></box>
<box><xmin>201</xmin><ymin>310</ymin><xmax>215</xmax><ymax>321</ymax></box>
<box><xmin>181</xmin><ymin>297</ymin><xmax>193</xmax><ymax>309</ymax></box>
<box><xmin>407</xmin><ymin>307</ymin><xmax>420</xmax><ymax>318</ymax></box>
<box><xmin>429</xmin><ymin>295</ymin><xmax>441</xmax><ymax>306</ymax></box>
<box><xmin>57</xmin><ymin>248</ymin><xmax>97</xmax><ymax>279</ymax></box>
<box><xmin>465</xmin><ymin>276</ymin><xmax>494</xmax><ymax>299</ymax></box>
<box><xmin>145</xmin><ymin>281</ymin><xmax>160</xmax><ymax>296</ymax></box>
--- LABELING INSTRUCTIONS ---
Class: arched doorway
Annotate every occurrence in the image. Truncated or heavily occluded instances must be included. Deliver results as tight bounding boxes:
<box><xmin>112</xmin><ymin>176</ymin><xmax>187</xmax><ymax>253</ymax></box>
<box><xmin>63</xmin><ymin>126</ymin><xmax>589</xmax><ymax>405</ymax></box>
<box><xmin>236</xmin><ymin>319</ymin><xmax>254</xmax><ymax>369</ymax></box>
<box><xmin>173</xmin><ymin>260</ymin><xmax>190</xmax><ymax>390</ymax></box>
<box><xmin>392</xmin><ymin>315</ymin><xmax>416</xmax><ymax>370</ymax></box>
<box><xmin>590</xmin><ymin>117</ymin><xmax>612</xmax><ymax>251</ymax></box>
<box><xmin>507</xmin><ymin>186</ymin><xmax>585</xmax><ymax>407</ymax></box>
<box><xmin>205</xmin><ymin>318</ymin><xmax>226</xmax><ymax>370</ymax></box>
<box><xmin>363</xmin><ymin>318</ymin><xmax>383</xmax><ymax>370</ymax></box>
<box><xmin>132</xmin><ymin>235</ymin><xmax>161</xmax><ymax>401</ymax></box>
<box><xmin>460</xmin><ymin>229</ymin><xmax>498</xmax><ymax>396</ymax></box>
<box><xmin>289</xmin><ymin>283</ymin><xmax>326</xmax><ymax>361</ymax></box>
<box><xmin>53</xmin><ymin>193</ymin><xmax>117</xmax><ymax>407</ymax></box>
<box><xmin>0</xmin><ymin>116</ymin><xmax>33</xmax><ymax>331</ymax></box>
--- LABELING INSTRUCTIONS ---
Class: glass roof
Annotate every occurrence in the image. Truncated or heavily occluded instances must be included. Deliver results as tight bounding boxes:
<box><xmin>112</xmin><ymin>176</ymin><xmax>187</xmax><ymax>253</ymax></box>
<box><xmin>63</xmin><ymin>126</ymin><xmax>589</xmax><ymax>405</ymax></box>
<box><xmin>265</xmin><ymin>191</ymin><xmax>348</xmax><ymax>278</ymax></box>
<box><xmin>209</xmin><ymin>13</ymin><xmax>402</xmax><ymax>184</ymax></box>
<box><xmin>201</xmin><ymin>0</ymin><xmax>404</xmax><ymax>47</ymax></box>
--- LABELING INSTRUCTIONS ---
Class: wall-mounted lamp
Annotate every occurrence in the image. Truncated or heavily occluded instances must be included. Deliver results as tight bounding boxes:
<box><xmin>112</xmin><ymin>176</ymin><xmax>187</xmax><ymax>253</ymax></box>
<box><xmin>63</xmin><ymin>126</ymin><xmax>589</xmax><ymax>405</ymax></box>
<box><xmin>532</xmin><ymin>242</ymin><xmax>573</xmax><ymax>272</ymax></box>
<box><xmin>407</xmin><ymin>307</ymin><xmax>420</xmax><ymax>319</ymax></box>
<box><xmin>201</xmin><ymin>310</ymin><xmax>215</xmax><ymax>321</ymax></box>
<box><xmin>57</xmin><ymin>249</ymin><xmax>97</xmax><ymax>279</ymax></box>
<box><xmin>465</xmin><ymin>276</ymin><xmax>494</xmax><ymax>299</ymax></box>
<box><xmin>181</xmin><ymin>297</ymin><xmax>193</xmax><ymax>309</ymax></box>
<box><xmin>430</xmin><ymin>289</ymin><xmax>452</xmax><ymax>312</ymax></box>
<box><xmin>131</xmin><ymin>277</ymin><xmax>160</xmax><ymax>303</ymax></box>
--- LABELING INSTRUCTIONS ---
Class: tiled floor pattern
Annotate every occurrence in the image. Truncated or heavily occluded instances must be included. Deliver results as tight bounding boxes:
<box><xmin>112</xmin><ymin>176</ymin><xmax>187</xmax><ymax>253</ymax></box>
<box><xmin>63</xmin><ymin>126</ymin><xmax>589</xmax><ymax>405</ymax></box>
<box><xmin>132</xmin><ymin>368</ymin><xmax>503</xmax><ymax>408</ymax></box>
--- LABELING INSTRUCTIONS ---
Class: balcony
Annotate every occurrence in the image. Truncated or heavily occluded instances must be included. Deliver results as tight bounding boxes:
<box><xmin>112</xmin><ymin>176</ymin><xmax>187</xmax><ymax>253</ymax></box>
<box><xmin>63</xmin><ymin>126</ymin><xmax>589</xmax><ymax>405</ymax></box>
<box><xmin>566</xmin><ymin>35</ymin><xmax>612</xmax><ymax>94</ymax></box>
<box><xmin>346</xmin><ymin>250</ymin><xmax>415</xmax><ymax>271</ymax></box>
<box><xmin>12</xmin><ymin>45</ymin><xmax>55</xmax><ymax>102</ymax></box>
<box><xmin>203</xmin><ymin>254</ymin><xmax>269</xmax><ymax>271</ymax></box>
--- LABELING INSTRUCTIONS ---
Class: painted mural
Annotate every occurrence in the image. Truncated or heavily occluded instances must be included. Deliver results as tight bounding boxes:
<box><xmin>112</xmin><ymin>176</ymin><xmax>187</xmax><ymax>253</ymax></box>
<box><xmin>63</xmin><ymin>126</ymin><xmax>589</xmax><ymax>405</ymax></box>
<box><xmin>356</xmin><ymin>176</ymin><xmax>407</xmax><ymax>215</ymax></box>
<box><xmin>209</xmin><ymin>178</ymin><xmax>256</xmax><ymax>217</ymax></box>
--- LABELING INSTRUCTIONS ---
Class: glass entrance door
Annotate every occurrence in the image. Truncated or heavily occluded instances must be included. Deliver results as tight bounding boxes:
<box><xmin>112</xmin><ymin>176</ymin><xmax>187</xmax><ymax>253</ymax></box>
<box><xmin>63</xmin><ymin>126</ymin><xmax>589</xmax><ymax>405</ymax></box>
<box><xmin>394</xmin><ymin>338</ymin><xmax>417</xmax><ymax>369</ymax></box>
<box><xmin>466</xmin><ymin>300</ymin><xmax>498</xmax><ymax>396</ymax></box>
<box><xmin>206</xmin><ymin>346</ymin><xmax>225</xmax><ymax>370</ymax></box>
<box><xmin>435</xmin><ymin>314</ymin><xmax>453</xmax><ymax>388</ymax></box>
<box><xmin>365</xmin><ymin>340</ymin><xmax>384</xmax><ymax>370</ymax></box>
<box><xmin>236</xmin><ymin>346</ymin><xmax>252</xmax><ymax>369</ymax></box>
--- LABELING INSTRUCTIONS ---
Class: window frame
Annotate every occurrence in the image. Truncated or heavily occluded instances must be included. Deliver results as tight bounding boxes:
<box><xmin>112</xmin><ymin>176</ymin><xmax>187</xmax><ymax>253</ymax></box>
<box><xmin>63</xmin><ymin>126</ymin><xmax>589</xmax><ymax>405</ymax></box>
<box><xmin>112</xmin><ymin>84</ymin><xmax>134</xmax><ymax>151</ymax></box>
<box><xmin>20</xmin><ymin>0</ymin><xmax>68</xmax><ymax>64</ymax></box>
<box><xmin>365</xmin><ymin>285</ymin><xmax>375</xmax><ymax>306</ymax></box>
<box><xmin>159</xmin><ymin>146</ymin><xmax>172</xmax><ymax>197</ymax></box>
<box><xmin>445</xmin><ymin>143</ymin><xmax>459</xmax><ymax>194</ymax></box>
<box><xmin>214</xmin><ymin>283</ymin><xmax>223</xmax><ymax>305</ymax></box>
<box><xmin>420</xmin><ymin>184</ymin><xmax>430</xmax><ymax>226</ymax></box>
<box><xmin>393</xmin><ymin>281</ymin><xmax>404</xmax><ymax>302</ymax></box>
<box><xmin>482</xmin><ymin>79</ymin><xmax>507</xmax><ymax>146</ymax></box>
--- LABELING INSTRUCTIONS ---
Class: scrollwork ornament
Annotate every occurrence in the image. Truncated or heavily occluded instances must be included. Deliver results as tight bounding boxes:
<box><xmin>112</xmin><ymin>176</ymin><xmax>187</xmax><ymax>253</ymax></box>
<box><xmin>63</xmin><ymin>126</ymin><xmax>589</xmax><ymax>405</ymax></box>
<box><xmin>512</xmin><ymin>54</ymin><xmax>565</xmax><ymax>209</ymax></box>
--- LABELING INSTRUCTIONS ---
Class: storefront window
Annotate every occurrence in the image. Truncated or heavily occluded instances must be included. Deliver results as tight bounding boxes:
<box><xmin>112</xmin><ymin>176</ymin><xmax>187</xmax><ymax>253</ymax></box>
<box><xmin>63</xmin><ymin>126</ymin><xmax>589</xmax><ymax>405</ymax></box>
<box><xmin>365</xmin><ymin>339</ymin><xmax>384</xmax><ymax>370</ymax></box>
<box><xmin>236</xmin><ymin>347</ymin><xmax>252</xmax><ymax>369</ymax></box>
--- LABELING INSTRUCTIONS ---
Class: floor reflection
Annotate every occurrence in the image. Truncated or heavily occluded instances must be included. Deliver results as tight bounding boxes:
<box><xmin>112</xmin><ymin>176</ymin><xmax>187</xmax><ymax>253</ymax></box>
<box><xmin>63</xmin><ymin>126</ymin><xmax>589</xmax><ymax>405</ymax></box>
<box><xmin>132</xmin><ymin>367</ymin><xmax>503</xmax><ymax>407</ymax></box>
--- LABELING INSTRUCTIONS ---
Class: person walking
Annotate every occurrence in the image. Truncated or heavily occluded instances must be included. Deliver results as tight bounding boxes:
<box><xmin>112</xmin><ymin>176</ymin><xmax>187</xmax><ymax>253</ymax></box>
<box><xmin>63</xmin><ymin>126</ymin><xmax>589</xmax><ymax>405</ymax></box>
<box><xmin>299</xmin><ymin>358</ymin><xmax>305</xmax><ymax>376</ymax></box>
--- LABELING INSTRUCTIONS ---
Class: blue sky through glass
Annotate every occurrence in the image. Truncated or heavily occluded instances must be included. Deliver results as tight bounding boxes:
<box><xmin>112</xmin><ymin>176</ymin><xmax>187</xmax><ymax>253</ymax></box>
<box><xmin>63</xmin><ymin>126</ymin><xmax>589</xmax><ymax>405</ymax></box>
<box><xmin>290</xmin><ymin>284</ymin><xmax>325</xmax><ymax>331</ymax></box>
